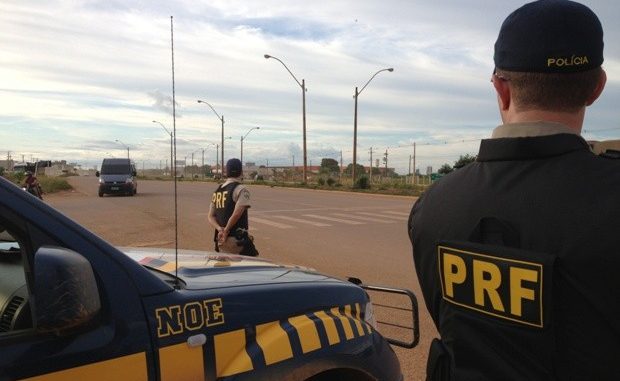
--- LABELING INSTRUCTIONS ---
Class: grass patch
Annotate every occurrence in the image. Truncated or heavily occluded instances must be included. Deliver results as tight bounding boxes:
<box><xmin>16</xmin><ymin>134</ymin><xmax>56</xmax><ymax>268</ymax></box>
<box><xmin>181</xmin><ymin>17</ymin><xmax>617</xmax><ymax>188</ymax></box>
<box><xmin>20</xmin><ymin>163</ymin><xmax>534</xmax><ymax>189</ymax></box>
<box><xmin>2</xmin><ymin>173</ymin><xmax>72</xmax><ymax>194</ymax></box>
<box><xmin>39</xmin><ymin>176</ymin><xmax>72</xmax><ymax>193</ymax></box>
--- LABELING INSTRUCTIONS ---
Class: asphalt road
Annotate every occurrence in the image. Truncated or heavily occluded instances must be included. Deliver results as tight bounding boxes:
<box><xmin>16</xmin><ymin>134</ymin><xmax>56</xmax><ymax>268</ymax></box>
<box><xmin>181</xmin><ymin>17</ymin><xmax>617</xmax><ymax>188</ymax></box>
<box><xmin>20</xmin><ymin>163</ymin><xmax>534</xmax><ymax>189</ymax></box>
<box><xmin>46</xmin><ymin>176</ymin><xmax>437</xmax><ymax>381</ymax></box>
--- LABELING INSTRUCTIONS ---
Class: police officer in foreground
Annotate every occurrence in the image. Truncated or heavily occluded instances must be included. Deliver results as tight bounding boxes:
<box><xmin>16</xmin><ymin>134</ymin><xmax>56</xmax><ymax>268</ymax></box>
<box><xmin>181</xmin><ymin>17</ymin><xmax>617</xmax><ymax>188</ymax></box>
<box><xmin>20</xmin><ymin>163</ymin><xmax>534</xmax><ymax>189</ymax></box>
<box><xmin>408</xmin><ymin>1</ymin><xmax>618</xmax><ymax>380</ymax></box>
<box><xmin>208</xmin><ymin>158</ymin><xmax>252</xmax><ymax>254</ymax></box>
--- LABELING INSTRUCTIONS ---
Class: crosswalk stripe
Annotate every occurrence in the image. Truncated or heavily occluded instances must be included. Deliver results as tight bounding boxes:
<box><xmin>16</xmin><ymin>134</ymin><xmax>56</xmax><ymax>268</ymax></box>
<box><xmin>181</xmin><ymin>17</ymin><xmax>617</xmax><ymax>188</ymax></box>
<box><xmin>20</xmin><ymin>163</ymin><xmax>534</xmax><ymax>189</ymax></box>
<box><xmin>381</xmin><ymin>211</ymin><xmax>411</xmax><ymax>217</ymax></box>
<box><xmin>331</xmin><ymin>213</ymin><xmax>394</xmax><ymax>224</ymax></box>
<box><xmin>302</xmin><ymin>214</ymin><xmax>364</xmax><ymax>225</ymax></box>
<box><xmin>273</xmin><ymin>215</ymin><xmax>332</xmax><ymax>227</ymax></box>
<box><xmin>355</xmin><ymin>212</ymin><xmax>407</xmax><ymax>220</ymax></box>
<box><xmin>250</xmin><ymin>217</ymin><xmax>294</xmax><ymax>229</ymax></box>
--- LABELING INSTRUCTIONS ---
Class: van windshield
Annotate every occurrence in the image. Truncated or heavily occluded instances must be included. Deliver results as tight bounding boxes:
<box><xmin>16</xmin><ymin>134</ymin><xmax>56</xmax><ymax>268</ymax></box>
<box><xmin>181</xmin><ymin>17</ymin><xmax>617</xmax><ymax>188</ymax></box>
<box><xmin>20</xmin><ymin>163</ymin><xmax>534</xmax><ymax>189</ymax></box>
<box><xmin>101</xmin><ymin>164</ymin><xmax>130</xmax><ymax>175</ymax></box>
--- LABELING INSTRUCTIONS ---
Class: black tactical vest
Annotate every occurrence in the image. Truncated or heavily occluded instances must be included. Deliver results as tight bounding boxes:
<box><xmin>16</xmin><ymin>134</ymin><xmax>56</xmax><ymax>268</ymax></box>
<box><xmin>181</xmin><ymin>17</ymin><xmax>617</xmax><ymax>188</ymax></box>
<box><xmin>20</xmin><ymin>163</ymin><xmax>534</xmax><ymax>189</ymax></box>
<box><xmin>212</xmin><ymin>182</ymin><xmax>248</xmax><ymax>242</ymax></box>
<box><xmin>409</xmin><ymin>134</ymin><xmax>620</xmax><ymax>380</ymax></box>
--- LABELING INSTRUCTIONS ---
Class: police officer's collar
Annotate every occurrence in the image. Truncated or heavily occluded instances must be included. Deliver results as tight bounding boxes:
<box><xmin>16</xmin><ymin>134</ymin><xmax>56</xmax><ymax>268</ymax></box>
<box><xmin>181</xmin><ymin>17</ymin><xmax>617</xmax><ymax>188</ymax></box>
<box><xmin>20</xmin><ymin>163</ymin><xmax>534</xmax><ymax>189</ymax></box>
<box><xmin>478</xmin><ymin>132</ymin><xmax>590</xmax><ymax>162</ymax></box>
<box><xmin>491</xmin><ymin>121</ymin><xmax>577</xmax><ymax>139</ymax></box>
<box><xmin>222</xmin><ymin>177</ymin><xmax>242</xmax><ymax>186</ymax></box>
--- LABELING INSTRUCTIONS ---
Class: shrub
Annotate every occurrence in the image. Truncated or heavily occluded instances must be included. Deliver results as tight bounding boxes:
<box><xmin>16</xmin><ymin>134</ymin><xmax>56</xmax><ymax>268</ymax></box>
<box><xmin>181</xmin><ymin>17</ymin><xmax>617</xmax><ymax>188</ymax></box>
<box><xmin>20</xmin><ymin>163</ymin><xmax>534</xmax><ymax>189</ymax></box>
<box><xmin>39</xmin><ymin>177</ymin><xmax>72</xmax><ymax>193</ymax></box>
<box><xmin>326</xmin><ymin>177</ymin><xmax>336</xmax><ymax>187</ymax></box>
<box><xmin>355</xmin><ymin>176</ymin><xmax>370</xmax><ymax>189</ymax></box>
<box><xmin>317</xmin><ymin>177</ymin><xmax>326</xmax><ymax>186</ymax></box>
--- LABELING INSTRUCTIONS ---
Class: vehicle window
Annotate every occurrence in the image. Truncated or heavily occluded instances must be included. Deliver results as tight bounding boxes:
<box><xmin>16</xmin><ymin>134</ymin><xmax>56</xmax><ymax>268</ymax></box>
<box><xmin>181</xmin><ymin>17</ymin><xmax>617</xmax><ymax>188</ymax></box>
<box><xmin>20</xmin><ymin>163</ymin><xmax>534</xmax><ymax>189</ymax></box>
<box><xmin>0</xmin><ymin>224</ymin><xmax>32</xmax><ymax>333</ymax></box>
<box><xmin>101</xmin><ymin>164</ymin><xmax>130</xmax><ymax>175</ymax></box>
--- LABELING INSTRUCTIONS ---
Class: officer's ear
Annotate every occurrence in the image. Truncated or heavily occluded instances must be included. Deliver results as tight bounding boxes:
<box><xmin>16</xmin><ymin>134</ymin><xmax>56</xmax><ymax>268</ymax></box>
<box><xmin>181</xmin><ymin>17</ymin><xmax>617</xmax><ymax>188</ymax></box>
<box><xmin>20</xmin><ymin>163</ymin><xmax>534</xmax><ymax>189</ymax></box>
<box><xmin>586</xmin><ymin>68</ymin><xmax>606</xmax><ymax>106</ymax></box>
<box><xmin>492</xmin><ymin>73</ymin><xmax>511</xmax><ymax>111</ymax></box>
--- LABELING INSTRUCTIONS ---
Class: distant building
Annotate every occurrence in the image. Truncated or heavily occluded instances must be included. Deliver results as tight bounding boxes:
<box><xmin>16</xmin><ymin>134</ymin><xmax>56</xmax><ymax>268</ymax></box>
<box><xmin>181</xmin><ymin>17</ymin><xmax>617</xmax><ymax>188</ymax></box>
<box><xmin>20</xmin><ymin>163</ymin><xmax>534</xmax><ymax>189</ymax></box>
<box><xmin>0</xmin><ymin>160</ymin><xmax>14</xmax><ymax>171</ymax></box>
<box><xmin>588</xmin><ymin>139</ymin><xmax>620</xmax><ymax>155</ymax></box>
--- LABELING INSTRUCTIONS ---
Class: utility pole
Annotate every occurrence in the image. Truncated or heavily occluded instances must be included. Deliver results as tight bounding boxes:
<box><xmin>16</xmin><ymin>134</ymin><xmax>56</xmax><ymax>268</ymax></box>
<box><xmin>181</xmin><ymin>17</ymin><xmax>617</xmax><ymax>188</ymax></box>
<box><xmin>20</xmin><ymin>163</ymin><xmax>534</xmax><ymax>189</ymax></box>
<box><xmin>340</xmin><ymin>150</ymin><xmax>343</xmax><ymax>181</ymax></box>
<box><xmin>408</xmin><ymin>155</ymin><xmax>412</xmax><ymax>175</ymax></box>
<box><xmin>384</xmin><ymin>149</ymin><xmax>388</xmax><ymax>175</ymax></box>
<box><xmin>369</xmin><ymin>147</ymin><xmax>374</xmax><ymax>184</ymax></box>
<box><xmin>216</xmin><ymin>144</ymin><xmax>220</xmax><ymax>177</ymax></box>
<box><xmin>413</xmin><ymin>141</ymin><xmax>416</xmax><ymax>185</ymax></box>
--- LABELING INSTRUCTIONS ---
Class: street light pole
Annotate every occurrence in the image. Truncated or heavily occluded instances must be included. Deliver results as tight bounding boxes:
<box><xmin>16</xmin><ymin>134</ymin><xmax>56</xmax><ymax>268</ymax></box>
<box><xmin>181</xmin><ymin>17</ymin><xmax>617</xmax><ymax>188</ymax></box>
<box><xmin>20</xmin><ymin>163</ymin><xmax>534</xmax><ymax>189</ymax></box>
<box><xmin>240</xmin><ymin>127</ymin><xmax>260</xmax><ymax>165</ymax></box>
<box><xmin>352</xmin><ymin>67</ymin><xmax>394</xmax><ymax>184</ymax></box>
<box><xmin>197</xmin><ymin>100</ymin><xmax>225</xmax><ymax>173</ymax></box>
<box><xmin>264</xmin><ymin>54</ymin><xmax>307</xmax><ymax>183</ymax></box>
<box><xmin>153</xmin><ymin>120</ymin><xmax>173</xmax><ymax>178</ymax></box>
<box><xmin>115</xmin><ymin>139</ymin><xmax>130</xmax><ymax>160</ymax></box>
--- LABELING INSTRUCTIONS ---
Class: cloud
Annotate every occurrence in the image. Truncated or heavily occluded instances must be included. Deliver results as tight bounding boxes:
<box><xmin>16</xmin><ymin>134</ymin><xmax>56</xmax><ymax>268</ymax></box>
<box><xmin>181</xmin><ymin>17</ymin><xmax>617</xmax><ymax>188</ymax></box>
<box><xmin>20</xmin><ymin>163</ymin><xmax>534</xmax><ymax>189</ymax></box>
<box><xmin>148</xmin><ymin>90</ymin><xmax>181</xmax><ymax>117</ymax></box>
<box><xmin>1</xmin><ymin>1</ymin><xmax>618</xmax><ymax>174</ymax></box>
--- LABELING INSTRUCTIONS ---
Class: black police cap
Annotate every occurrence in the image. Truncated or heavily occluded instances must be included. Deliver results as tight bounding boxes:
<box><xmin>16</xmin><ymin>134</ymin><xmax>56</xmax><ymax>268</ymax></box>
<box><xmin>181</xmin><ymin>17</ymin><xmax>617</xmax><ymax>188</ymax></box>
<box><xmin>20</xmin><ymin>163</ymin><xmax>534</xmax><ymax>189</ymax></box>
<box><xmin>226</xmin><ymin>158</ymin><xmax>242</xmax><ymax>178</ymax></box>
<box><xmin>494</xmin><ymin>0</ymin><xmax>604</xmax><ymax>73</ymax></box>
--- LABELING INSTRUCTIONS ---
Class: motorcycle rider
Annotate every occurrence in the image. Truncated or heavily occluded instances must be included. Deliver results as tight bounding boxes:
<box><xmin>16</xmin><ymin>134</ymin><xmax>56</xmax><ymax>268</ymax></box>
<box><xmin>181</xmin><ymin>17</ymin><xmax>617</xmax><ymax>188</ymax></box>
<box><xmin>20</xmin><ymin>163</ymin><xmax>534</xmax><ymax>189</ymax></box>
<box><xmin>23</xmin><ymin>171</ymin><xmax>43</xmax><ymax>199</ymax></box>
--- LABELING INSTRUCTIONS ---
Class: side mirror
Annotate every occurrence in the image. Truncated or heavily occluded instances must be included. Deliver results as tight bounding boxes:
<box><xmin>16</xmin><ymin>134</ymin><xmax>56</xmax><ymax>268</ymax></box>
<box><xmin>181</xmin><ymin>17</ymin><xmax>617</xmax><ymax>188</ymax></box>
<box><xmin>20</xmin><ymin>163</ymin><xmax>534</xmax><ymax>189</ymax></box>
<box><xmin>95</xmin><ymin>171</ymin><xmax>100</xmax><ymax>177</ymax></box>
<box><xmin>34</xmin><ymin>246</ymin><xmax>101</xmax><ymax>333</ymax></box>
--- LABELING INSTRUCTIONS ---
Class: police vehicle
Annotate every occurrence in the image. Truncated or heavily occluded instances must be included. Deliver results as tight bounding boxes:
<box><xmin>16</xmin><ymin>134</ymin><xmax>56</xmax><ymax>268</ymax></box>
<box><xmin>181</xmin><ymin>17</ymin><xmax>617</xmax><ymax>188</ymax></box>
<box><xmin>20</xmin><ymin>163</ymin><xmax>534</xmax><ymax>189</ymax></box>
<box><xmin>0</xmin><ymin>175</ymin><xmax>418</xmax><ymax>380</ymax></box>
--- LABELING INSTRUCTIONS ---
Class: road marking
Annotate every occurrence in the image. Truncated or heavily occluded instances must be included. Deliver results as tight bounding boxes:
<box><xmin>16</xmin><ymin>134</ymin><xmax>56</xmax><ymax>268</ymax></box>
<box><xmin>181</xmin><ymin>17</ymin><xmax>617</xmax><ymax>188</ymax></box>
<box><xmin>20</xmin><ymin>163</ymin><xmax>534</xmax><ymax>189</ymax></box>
<box><xmin>331</xmin><ymin>213</ymin><xmax>394</xmax><ymax>224</ymax></box>
<box><xmin>302</xmin><ymin>214</ymin><xmax>364</xmax><ymax>225</ymax></box>
<box><xmin>250</xmin><ymin>217</ymin><xmax>294</xmax><ymax>229</ymax></box>
<box><xmin>381</xmin><ymin>211</ymin><xmax>410</xmax><ymax>217</ymax></box>
<box><xmin>356</xmin><ymin>212</ymin><xmax>407</xmax><ymax>220</ymax></box>
<box><xmin>273</xmin><ymin>215</ymin><xmax>331</xmax><ymax>227</ymax></box>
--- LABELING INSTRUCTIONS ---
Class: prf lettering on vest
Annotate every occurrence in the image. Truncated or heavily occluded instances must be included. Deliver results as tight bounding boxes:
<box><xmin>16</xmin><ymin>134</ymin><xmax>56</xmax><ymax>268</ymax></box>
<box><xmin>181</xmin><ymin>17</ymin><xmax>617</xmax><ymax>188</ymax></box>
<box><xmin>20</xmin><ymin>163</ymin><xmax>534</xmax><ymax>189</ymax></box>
<box><xmin>212</xmin><ymin>191</ymin><xmax>228</xmax><ymax>208</ymax></box>
<box><xmin>156</xmin><ymin>298</ymin><xmax>225</xmax><ymax>337</ymax></box>
<box><xmin>438</xmin><ymin>246</ymin><xmax>544</xmax><ymax>327</ymax></box>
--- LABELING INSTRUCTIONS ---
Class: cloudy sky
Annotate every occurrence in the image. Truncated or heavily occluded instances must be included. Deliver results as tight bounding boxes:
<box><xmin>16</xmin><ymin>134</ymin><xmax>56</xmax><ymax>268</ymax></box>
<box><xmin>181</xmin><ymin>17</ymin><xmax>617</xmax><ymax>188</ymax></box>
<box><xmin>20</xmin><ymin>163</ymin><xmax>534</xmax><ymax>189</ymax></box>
<box><xmin>1</xmin><ymin>1</ymin><xmax>619</xmax><ymax>174</ymax></box>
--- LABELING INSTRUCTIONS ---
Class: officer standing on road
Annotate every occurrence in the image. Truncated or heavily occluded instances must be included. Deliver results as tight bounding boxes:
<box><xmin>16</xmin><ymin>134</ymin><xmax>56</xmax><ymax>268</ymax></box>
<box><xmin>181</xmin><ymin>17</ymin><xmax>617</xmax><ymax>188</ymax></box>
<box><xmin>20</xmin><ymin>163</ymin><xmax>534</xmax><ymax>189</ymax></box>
<box><xmin>208</xmin><ymin>158</ymin><xmax>252</xmax><ymax>254</ymax></box>
<box><xmin>409</xmin><ymin>1</ymin><xmax>618</xmax><ymax>380</ymax></box>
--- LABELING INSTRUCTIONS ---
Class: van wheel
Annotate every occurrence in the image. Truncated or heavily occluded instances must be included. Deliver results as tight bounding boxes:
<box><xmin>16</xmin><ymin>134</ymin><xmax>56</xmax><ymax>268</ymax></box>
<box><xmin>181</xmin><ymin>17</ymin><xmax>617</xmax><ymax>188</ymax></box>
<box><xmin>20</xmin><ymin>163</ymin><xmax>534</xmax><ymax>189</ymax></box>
<box><xmin>98</xmin><ymin>191</ymin><xmax>103</xmax><ymax>197</ymax></box>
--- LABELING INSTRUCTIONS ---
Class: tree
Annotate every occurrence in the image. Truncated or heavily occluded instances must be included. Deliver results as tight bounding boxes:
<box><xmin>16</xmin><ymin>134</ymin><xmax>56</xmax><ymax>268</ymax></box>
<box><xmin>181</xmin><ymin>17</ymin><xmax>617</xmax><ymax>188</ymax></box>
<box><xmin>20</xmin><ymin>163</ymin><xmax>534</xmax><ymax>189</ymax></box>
<box><xmin>453</xmin><ymin>154</ymin><xmax>477</xmax><ymax>169</ymax></box>
<box><xmin>438</xmin><ymin>163</ymin><xmax>453</xmax><ymax>175</ymax></box>
<box><xmin>320</xmin><ymin>158</ymin><xmax>340</xmax><ymax>175</ymax></box>
<box><xmin>343</xmin><ymin>163</ymin><xmax>365</xmax><ymax>176</ymax></box>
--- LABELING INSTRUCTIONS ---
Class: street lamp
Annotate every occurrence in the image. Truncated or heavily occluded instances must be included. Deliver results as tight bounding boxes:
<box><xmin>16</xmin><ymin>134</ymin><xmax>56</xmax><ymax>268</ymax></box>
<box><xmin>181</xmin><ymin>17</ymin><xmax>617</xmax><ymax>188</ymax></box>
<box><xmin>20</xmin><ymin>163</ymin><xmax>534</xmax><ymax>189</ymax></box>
<box><xmin>153</xmin><ymin>120</ymin><xmax>173</xmax><ymax>178</ymax></box>
<box><xmin>264</xmin><ymin>54</ymin><xmax>308</xmax><ymax>183</ymax></box>
<box><xmin>240</xmin><ymin>127</ymin><xmax>260</xmax><ymax>165</ymax></box>
<box><xmin>115</xmin><ymin>139</ymin><xmax>130</xmax><ymax>159</ymax></box>
<box><xmin>352</xmin><ymin>67</ymin><xmax>394</xmax><ymax>183</ymax></box>
<box><xmin>197</xmin><ymin>99</ymin><xmax>225</xmax><ymax>173</ymax></box>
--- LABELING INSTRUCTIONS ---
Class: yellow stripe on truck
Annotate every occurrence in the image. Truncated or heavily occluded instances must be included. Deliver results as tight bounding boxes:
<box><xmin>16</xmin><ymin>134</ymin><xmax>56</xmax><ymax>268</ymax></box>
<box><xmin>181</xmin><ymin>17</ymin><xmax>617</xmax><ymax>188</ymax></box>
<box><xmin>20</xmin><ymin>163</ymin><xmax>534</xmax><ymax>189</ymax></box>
<box><xmin>288</xmin><ymin>315</ymin><xmax>321</xmax><ymax>354</ymax></box>
<box><xmin>331</xmin><ymin>307</ymin><xmax>355</xmax><ymax>340</ymax></box>
<box><xmin>214</xmin><ymin>328</ymin><xmax>253</xmax><ymax>377</ymax></box>
<box><xmin>313</xmin><ymin>310</ymin><xmax>341</xmax><ymax>345</ymax></box>
<box><xmin>20</xmin><ymin>352</ymin><xmax>147</xmax><ymax>381</ymax></box>
<box><xmin>256</xmin><ymin>321</ymin><xmax>294</xmax><ymax>365</ymax></box>
<box><xmin>345</xmin><ymin>304</ymin><xmax>366</xmax><ymax>336</ymax></box>
<box><xmin>159</xmin><ymin>342</ymin><xmax>205</xmax><ymax>381</ymax></box>
<box><xmin>211</xmin><ymin>304</ymin><xmax>368</xmax><ymax>378</ymax></box>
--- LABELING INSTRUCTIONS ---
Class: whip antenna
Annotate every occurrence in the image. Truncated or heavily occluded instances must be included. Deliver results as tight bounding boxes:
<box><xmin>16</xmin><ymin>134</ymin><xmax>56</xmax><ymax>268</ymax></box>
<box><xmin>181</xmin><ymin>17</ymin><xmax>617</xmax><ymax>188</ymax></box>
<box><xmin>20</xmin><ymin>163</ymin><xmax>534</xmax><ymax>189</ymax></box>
<box><xmin>170</xmin><ymin>15</ymin><xmax>179</xmax><ymax>288</ymax></box>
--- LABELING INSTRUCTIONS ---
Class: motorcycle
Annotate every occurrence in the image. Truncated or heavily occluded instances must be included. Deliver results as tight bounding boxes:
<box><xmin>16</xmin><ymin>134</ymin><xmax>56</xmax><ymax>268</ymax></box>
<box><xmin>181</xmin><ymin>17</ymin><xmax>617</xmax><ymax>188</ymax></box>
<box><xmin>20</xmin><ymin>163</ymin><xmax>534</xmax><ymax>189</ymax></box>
<box><xmin>23</xmin><ymin>184</ymin><xmax>43</xmax><ymax>200</ymax></box>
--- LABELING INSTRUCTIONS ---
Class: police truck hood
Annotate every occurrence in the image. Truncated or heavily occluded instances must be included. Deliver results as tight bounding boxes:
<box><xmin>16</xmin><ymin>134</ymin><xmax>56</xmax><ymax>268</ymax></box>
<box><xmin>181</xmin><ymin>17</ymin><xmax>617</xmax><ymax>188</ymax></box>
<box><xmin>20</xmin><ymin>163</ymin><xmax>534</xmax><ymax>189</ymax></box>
<box><xmin>120</xmin><ymin>247</ymin><xmax>337</xmax><ymax>289</ymax></box>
